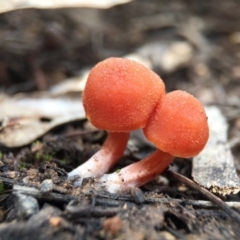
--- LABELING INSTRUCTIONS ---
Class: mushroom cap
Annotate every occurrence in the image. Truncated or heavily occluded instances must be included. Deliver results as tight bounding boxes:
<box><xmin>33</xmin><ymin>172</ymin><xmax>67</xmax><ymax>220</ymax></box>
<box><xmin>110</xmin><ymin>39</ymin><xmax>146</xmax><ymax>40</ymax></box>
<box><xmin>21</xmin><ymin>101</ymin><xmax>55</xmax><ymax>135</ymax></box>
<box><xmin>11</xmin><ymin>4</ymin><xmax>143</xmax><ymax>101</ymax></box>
<box><xmin>83</xmin><ymin>58</ymin><xmax>165</xmax><ymax>132</ymax></box>
<box><xmin>143</xmin><ymin>90</ymin><xmax>209</xmax><ymax>158</ymax></box>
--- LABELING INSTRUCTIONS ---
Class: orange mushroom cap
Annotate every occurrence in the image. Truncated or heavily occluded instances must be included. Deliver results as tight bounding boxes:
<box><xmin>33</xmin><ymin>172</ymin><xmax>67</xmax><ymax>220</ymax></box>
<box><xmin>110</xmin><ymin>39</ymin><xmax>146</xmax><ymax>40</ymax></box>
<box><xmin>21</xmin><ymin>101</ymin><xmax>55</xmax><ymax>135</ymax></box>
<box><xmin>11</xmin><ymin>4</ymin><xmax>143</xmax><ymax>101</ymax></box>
<box><xmin>83</xmin><ymin>57</ymin><xmax>165</xmax><ymax>132</ymax></box>
<box><xmin>143</xmin><ymin>90</ymin><xmax>209</xmax><ymax>158</ymax></box>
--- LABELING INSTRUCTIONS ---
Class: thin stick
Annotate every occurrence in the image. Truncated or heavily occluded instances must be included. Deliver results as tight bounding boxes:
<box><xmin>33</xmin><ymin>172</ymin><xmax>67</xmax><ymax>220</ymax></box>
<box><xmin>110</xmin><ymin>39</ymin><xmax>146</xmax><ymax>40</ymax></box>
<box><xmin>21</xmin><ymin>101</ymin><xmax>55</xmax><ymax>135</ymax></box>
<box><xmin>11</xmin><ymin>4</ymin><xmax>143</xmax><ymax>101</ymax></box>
<box><xmin>167</xmin><ymin>170</ymin><xmax>240</xmax><ymax>225</ymax></box>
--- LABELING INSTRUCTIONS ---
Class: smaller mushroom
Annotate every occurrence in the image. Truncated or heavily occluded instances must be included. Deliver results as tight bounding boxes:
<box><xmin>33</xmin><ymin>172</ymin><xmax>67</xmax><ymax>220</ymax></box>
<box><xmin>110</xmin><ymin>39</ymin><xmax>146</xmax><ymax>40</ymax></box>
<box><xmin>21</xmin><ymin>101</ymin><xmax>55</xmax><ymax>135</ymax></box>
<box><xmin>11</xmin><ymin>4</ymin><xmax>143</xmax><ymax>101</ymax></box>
<box><xmin>97</xmin><ymin>90</ymin><xmax>209</xmax><ymax>193</ymax></box>
<box><xmin>68</xmin><ymin>58</ymin><xmax>165</xmax><ymax>184</ymax></box>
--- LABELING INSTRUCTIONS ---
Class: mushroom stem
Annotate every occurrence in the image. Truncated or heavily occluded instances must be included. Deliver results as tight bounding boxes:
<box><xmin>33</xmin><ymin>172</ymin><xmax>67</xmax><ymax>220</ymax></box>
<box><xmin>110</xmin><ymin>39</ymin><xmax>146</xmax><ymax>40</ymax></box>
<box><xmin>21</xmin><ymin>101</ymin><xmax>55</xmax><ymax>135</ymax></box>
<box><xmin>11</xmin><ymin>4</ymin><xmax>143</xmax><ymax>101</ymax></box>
<box><xmin>97</xmin><ymin>149</ymin><xmax>174</xmax><ymax>193</ymax></box>
<box><xmin>68</xmin><ymin>132</ymin><xmax>130</xmax><ymax>183</ymax></box>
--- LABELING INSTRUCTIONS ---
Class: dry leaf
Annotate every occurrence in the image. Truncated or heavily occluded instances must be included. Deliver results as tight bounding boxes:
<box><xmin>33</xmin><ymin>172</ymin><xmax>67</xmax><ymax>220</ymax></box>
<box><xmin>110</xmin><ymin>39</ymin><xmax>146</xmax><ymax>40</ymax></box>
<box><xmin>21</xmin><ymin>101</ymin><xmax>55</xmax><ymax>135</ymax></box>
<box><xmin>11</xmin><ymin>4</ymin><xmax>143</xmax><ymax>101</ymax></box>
<box><xmin>0</xmin><ymin>93</ymin><xmax>85</xmax><ymax>148</ymax></box>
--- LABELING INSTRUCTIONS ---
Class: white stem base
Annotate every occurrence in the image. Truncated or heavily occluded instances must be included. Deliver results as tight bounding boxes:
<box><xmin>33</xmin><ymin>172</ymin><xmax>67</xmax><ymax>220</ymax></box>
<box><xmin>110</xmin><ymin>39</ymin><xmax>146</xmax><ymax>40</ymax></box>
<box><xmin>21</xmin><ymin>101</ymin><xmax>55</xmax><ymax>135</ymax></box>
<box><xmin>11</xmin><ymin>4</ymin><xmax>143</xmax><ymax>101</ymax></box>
<box><xmin>96</xmin><ymin>172</ymin><xmax>132</xmax><ymax>193</ymax></box>
<box><xmin>68</xmin><ymin>148</ymin><xmax>114</xmax><ymax>185</ymax></box>
<box><xmin>96</xmin><ymin>150</ymin><xmax>174</xmax><ymax>193</ymax></box>
<box><xmin>68</xmin><ymin>132</ymin><xmax>130</xmax><ymax>186</ymax></box>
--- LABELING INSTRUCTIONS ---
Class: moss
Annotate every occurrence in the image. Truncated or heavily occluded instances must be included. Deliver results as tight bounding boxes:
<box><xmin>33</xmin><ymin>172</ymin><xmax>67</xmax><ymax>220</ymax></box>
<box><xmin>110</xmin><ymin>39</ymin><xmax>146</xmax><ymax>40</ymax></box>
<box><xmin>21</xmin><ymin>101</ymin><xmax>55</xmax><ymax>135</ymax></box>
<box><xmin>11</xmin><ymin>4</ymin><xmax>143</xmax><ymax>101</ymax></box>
<box><xmin>35</xmin><ymin>152</ymin><xmax>41</xmax><ymax>160</ymax></box>
<box><xmin>60</xmin><ymin>159</ymin><xmax>67</xmax><ymax>164</ymax></box>
<box><xmin>43</xmin><ymin>154</ymin><xmax>52</xmax><ymax>162</ymax></box>
<box><xmin>18</xmin><ymin>161</ymin><xmax>27</xmax><ymax>170</ymax></box>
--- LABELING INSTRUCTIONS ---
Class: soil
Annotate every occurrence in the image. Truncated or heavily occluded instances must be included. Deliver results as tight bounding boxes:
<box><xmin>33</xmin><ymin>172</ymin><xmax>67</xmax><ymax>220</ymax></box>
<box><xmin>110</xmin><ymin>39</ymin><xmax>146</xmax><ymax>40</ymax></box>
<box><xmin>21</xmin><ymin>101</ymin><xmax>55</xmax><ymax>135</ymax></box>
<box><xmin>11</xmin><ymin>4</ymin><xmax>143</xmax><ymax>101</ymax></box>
<box><xmin>1</xmin><ymin>1</ymin><xmax>240</xmax><ymax>239</ymax></box>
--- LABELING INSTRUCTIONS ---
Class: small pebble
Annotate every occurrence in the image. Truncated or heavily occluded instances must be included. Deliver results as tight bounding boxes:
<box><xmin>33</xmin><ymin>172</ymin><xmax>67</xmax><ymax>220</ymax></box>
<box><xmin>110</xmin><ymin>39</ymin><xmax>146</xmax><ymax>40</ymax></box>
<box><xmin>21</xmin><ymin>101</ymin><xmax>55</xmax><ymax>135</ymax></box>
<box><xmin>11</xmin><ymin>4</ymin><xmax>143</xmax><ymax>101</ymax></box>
<box><xmin>131</xmin><ymin>187</ymin><xmax>145</xmax><ymax>204</ymax></box>
<box><xmin>14</xmin><ymin>193</ymin><xmax>39</xmax><ymax>219</ymax></box>
<box><xmin>103</xmin><ymin>216</ymin><xmax>122</xmax><ymax>235</ymax></box>
<box><xmin>160</xmin><ymin>231</ymin><xmax>176</xmax><ymax>240</ymax></box>
<box><xmin>6</xmin><ymin>171</ymin><xmax>19</xmax><ymax>179</ymax></box>
<box><xmin>49</xmin><ymin>216</ymin><xmax>62</xmax><ymax>227</ymax></box>
<box><xmin>178</xmin><ymin>184</ymin><xmax>188</xmax><ymax>192</ymax></box>
<box><xmin>41</xmin><ymin>179</ymin><xmax>54</xmax><ymax>193</ymax></box>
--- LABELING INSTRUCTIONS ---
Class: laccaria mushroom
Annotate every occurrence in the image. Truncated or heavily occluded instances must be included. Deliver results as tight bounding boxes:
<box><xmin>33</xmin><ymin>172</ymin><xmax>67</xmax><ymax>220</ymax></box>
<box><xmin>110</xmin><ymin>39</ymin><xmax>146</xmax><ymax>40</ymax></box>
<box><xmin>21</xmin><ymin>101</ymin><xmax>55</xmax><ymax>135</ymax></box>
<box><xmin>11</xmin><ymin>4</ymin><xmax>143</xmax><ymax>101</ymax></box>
<box><xmin>68</xmin><ymin>57</ymin><xmax>165</xmax><ymax>182</ymax></box>
<box><xmin>97</xmin><ymin>90</ymin><xmax>209</xmax><ymax>193</ymax></box>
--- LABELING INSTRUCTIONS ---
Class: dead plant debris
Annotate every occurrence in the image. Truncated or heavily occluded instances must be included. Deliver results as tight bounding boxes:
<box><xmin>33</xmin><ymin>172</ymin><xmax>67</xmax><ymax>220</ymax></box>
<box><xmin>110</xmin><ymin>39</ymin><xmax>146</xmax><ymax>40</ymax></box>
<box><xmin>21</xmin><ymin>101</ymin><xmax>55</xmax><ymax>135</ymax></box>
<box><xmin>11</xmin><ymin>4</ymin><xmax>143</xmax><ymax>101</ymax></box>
<box><xmin>1</xmin><ymin>0</ymin><xmax>240</xmax><ymax>239</ymax></box>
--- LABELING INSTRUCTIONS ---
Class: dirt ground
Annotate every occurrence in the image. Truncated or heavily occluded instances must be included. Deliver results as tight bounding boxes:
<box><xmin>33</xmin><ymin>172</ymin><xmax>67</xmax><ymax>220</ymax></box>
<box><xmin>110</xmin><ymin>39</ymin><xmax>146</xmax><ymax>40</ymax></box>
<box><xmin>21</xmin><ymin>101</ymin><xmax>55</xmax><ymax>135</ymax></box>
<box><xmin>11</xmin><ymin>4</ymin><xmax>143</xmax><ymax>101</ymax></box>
<box><xmin>1</xmin><ymin>1</ymin><xmax>240</xmax><ymax>239</ymax></box>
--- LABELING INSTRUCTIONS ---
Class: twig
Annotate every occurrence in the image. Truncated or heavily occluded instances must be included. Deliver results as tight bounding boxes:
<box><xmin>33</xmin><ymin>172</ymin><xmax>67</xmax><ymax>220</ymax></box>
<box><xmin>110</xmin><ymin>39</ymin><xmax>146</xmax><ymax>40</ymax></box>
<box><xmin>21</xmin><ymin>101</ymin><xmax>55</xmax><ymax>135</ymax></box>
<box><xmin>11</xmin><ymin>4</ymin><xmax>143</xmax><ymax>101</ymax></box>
<box><xmin>0</xmin><ymin>176</ymin><xmax>24</xmax><ymax>186</ymax></box>
<box><xmin>65</xmin><ymin>205</ymin><xmax>119</xmax><ymax>218</ymax></box>
<box><xmin>3</xmin><ymin>175</ymin><xmax>240</xmax><ymax>209</ymax></box>
<box><xmin>167</xmin><ymin>170</ymin><xmax>240</xmax><ymax>225</ymax></box>
<box><xmin>3</xmin><ymin>175</ymin><xmax>240</xmax><ymax>213</ymax></box>
<box><xmin>145</xmin><ymin>195</ymin><xmax>240</xmax><ymax>209</ymax></box>
<box><xmin>64</xmin><ymin>129</ymin><xmax>100</xmax><ymax>138</ymax></box>
<box><xmin>164</xmin><ymin>225</ymin><xmax>187</xmax><ymax>240</ymax></box>
<box><xmin>13</xmin><ymin>185</ymin><xmax>77</xmax><ymax>203</ymax></box>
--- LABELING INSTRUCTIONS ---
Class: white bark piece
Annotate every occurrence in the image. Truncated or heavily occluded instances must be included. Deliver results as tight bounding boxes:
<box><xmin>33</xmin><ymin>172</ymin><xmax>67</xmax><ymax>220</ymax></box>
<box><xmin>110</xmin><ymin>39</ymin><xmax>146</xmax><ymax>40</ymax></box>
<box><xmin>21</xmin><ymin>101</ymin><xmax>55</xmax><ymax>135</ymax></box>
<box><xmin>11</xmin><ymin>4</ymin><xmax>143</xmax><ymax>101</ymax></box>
<box><xmin>126</xmin><ymin>41</ymin><xmax>193</xmax><ymax>73</ymax></box>
<box><xmin>192</xmin><ymin>106</ymin><xmax>240</xmax><ymax>195</ymax></box>
<box><xmin>0</xmin><ymin>0</ymin><xmax>132</xmax><ymax>14</ymax></box>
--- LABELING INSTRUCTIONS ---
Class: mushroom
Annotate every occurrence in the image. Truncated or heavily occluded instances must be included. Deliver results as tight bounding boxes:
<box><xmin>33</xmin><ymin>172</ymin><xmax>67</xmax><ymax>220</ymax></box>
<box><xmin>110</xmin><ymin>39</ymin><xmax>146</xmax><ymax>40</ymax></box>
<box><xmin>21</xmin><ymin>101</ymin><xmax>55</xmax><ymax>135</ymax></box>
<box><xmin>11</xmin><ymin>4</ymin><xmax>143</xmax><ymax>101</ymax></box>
<box><xmin>97</xmin><ymin>90</ymin><xmax>209</xmax><ymax>193</ymax></box>
<box><xmin>68</xmin><ymin>57</ymin><xmax>165</xmax><ymax>183</ymax></box>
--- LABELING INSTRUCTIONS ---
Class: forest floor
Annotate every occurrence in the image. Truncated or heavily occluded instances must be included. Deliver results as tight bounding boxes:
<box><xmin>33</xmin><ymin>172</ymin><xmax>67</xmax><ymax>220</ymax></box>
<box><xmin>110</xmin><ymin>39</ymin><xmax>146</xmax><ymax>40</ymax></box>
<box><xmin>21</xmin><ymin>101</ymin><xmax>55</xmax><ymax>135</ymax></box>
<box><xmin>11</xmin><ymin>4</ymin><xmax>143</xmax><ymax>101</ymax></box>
<box><xmin>1</xmin><ymin>1</ymin><xmax>240</xmax><ymax>239</ymax></box>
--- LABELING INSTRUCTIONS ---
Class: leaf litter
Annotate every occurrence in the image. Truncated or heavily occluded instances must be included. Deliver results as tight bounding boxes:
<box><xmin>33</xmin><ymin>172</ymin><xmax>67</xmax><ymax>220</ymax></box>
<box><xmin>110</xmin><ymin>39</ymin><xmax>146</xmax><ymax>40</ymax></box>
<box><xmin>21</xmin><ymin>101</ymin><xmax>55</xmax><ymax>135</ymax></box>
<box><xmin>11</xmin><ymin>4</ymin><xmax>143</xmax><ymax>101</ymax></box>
<box><xmin>1</xmin><ymin>1</ymin><xmax>240</xmax><ymax>239</ymax></box>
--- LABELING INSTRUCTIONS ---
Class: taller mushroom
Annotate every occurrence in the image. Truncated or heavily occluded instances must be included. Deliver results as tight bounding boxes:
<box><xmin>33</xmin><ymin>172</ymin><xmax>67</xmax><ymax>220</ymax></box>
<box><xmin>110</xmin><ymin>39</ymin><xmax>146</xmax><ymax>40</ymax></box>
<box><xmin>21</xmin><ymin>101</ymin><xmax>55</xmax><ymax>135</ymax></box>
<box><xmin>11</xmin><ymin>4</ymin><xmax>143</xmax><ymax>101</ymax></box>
<box><xmin>68</xmin><ymin>57</ymin><xmax>165</xmax><ymax>182</ymax></box>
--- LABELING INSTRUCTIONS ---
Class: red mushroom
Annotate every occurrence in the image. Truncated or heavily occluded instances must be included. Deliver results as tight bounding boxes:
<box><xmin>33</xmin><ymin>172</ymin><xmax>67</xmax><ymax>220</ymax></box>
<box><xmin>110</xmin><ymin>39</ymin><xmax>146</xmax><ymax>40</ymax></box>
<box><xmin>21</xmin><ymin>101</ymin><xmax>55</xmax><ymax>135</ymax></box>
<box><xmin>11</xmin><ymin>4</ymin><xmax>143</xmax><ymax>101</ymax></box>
<box><xmin>97</xmin><ymin>90</ymin><xmax>209</xmax><ymax>193</ymax></box>
<box><xmin>68</xmin><ymin>57</ymin><xmax>165</xmax><ymax>183</ymax></box>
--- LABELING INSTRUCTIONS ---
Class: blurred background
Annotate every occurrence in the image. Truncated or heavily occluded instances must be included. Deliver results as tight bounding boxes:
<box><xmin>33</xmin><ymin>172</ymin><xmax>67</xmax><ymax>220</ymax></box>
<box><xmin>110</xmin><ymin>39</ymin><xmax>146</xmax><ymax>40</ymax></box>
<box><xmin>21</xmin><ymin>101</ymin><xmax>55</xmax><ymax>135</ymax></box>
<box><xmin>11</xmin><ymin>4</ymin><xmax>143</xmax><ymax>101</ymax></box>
<box><xmin>1</xmin><ymin>0</ymin><xmax>240</xmax><ymax>151</ymax></box>
<box><xmin>1</xmin><ymin>2</ymin><xmax>240</xmax><ymax>238</ymax></box>
<box><xmin>0</xmin><ymin>0</ymin><xmax>239</xmax><ymax>98</ymax></box>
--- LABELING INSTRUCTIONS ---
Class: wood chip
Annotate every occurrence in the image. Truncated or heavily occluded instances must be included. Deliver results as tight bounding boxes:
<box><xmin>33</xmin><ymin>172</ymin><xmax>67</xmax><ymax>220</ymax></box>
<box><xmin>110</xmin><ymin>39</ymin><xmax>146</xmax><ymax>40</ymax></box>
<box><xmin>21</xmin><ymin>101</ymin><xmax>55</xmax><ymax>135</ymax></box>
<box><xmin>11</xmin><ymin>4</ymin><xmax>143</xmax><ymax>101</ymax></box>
<box><xmin>192</xmin><ymin>106</ymin><xmax>240</xmax><ymax>195</ymax></box>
